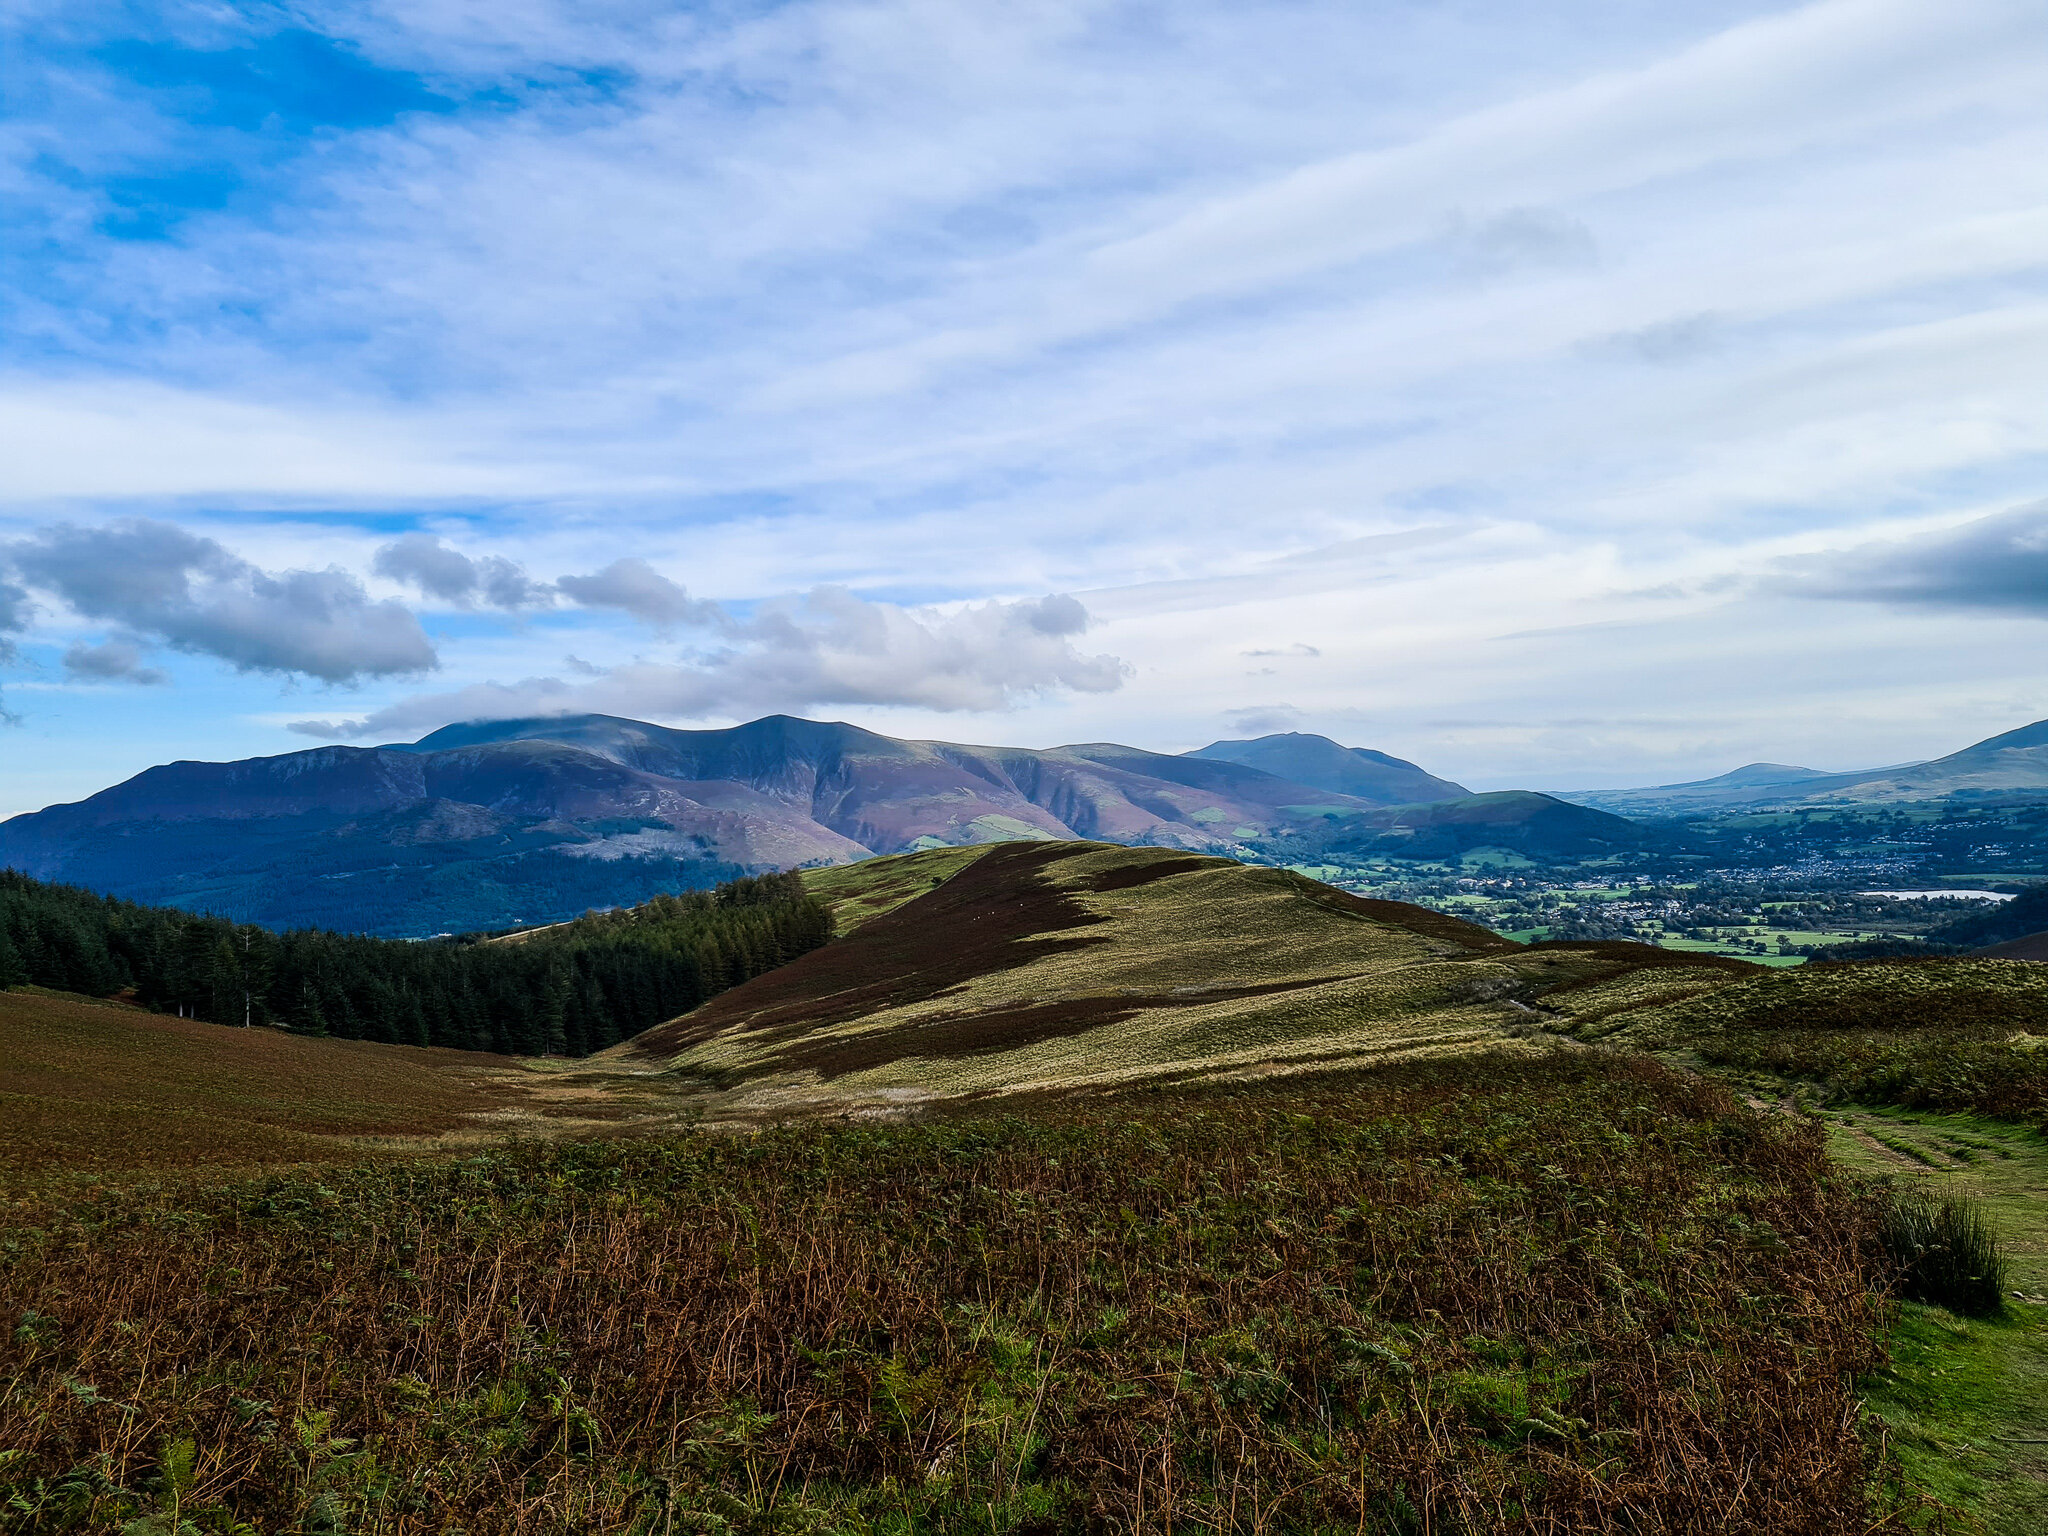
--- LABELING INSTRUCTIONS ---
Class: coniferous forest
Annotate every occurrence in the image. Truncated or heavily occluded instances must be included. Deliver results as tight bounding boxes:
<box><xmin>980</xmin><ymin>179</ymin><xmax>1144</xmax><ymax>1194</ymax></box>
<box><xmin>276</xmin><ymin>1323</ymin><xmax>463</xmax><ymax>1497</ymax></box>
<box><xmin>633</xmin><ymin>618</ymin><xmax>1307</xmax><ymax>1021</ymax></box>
<box><xmin>0</xmin><ymin>869</ymin><xmax>831</xmax><ymax>1057</ymax></box>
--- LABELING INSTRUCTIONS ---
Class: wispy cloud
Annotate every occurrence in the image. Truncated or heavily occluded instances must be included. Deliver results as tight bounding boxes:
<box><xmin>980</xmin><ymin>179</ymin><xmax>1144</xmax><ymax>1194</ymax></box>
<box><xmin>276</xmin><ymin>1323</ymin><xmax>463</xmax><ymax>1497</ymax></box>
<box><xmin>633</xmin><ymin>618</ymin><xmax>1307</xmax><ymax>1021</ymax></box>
<box><xmin>4</xmin><ymin>0</ymin><xmax>2048</xmax><ymax>802</ymax></box>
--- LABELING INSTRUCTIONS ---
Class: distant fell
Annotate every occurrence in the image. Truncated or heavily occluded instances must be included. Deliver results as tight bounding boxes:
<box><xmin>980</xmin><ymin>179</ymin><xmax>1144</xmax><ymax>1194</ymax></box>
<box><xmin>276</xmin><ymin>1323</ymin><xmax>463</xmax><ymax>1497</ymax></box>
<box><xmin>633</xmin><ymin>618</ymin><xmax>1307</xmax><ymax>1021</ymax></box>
<box><xmin>0</xmin><ymin>714</ymin><xmax>1401</xmax><ymax>934</ymax></box>
<box><xmin>1187</xmin><ymin>732</ymin><xmax>1468</xmax><ymax>803</ymax></box>
<box><xmin>1559</xmin><ymin>715</ymin><xmax>2048</xmax><ymax>813</ymax></box>
<box><xmin>1677</xmin><ymin>762</ymin><xmax>1835</xmax><ymax>789</ymax></box>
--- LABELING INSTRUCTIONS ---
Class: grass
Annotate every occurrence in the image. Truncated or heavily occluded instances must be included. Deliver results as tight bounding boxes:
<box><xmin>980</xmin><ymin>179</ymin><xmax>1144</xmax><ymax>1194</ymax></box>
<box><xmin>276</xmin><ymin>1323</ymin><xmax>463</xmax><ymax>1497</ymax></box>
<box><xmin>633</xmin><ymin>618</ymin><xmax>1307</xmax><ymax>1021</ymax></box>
<box><xmin>0</xmin><ymin>1052</ymin><xmax>1915</xmax><ymax>1534</ymax></box>
<box><xmin>628</xmin><ymin>843</ymin><xmax>1794</xmax><ymax>1123</ymax></box>
<box><xmin>0</xmin><ymin>987</ymin><xmax>707</xmax><ymax>1182</ymax></box>
<box><xmin>802</xmin><ymin>846</ymin><xmax>996</xmax><ymax>934</ymax></box>
<box><xmin>626</xmin><ymin>843</ymin><xmax>1556</xmax><ymax>1115</ymax></box>
<box><xmin>1875</xmin><ymin>1188</ymin><xmax>2007</xmax><ymax>1315</ymax></box>
<box><xmin>1823</xmin><ymin>1109</ymin><xmax>2048</xmax><ymax>1536</ymax></box>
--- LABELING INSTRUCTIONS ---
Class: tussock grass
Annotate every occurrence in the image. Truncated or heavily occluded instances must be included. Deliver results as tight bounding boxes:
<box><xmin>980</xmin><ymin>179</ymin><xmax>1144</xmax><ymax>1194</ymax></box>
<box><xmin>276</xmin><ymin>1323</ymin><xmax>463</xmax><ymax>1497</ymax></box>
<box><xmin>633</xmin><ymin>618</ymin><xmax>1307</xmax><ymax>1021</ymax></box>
<box><xmin>1876</xmin><ymin>1187</ymin><xmax>2009</xmax><ymax>1318</ymax></box>
<box><xmin>0</xmin><ymin>1053</ymin><xmax>1912</xmax><ymax>1534</ymax></box>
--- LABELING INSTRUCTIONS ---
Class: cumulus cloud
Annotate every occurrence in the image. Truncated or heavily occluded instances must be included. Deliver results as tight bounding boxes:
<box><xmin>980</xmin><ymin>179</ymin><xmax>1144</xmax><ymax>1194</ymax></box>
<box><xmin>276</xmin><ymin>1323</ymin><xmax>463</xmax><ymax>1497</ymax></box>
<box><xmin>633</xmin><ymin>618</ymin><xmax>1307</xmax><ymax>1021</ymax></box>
<box><xmin>288</xmin><ymin>587</ymin><xmax>1126</xmax><ymax>738</ymax></box>
<box><xmin>7</xmin><ymin>519</ymin><xmax>437</xmax><ymax>683</ymax></box>
<box><xmin>62</xmin><ymin>638</ymin><xmax>169</xmax><ymax>686</ymax></box>
<box><xmin>555</xmin><ymin>558</ymin><xmax>723</xmax><ymax>630</ymax></box>
<box><xmin>373</xmin><ymin>534</ymin><xmax>551</xmax><ymax>609</ymax></box>
<box><xmin>1795</xmin><ymin>503</ymin><xmax>2048</xmax><ymax>615</ymax></box>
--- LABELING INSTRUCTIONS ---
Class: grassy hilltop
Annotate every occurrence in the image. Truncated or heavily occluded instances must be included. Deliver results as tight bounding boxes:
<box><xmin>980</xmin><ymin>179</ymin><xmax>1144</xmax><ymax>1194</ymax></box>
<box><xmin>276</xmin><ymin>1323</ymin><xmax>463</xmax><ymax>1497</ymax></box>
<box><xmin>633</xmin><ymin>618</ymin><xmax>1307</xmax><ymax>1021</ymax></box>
<box><xmin>623</xmin><ymin>842</ymin><xmax>1754</xmax><ymax>1121</ymax></box>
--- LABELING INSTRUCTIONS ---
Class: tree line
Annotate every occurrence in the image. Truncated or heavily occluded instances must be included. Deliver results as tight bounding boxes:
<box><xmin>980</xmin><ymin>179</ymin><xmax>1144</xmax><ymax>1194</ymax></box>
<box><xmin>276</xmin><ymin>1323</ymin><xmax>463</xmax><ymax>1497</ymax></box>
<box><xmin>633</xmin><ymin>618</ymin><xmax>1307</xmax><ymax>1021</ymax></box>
<box><xmin>0</xmin><ymin>869</ymin><xmax>832</xmax><ymax>1057</ymax></box>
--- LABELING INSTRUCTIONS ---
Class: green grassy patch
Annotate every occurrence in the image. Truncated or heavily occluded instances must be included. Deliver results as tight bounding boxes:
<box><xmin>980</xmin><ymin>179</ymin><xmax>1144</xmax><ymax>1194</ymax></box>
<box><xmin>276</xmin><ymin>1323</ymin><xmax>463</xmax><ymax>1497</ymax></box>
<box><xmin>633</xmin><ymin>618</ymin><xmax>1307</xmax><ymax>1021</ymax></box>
<box><xmin>1825</xmin><ymin>1108</ymin><xmax>2048</xmax><ymax>1535</ymax></box>
<box><xmin>801</xmin><ymin>844</ymin><xmax>994</xmax><ymax>933</ymax></box>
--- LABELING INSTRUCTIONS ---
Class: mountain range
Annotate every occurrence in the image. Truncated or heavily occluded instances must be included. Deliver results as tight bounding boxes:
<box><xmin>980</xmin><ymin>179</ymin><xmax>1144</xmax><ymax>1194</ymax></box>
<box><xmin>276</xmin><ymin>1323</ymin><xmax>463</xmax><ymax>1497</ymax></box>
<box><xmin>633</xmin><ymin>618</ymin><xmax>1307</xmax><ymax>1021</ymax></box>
<box><xmin>3</xmin><ymin>714</ymin><xmax>1580</xmax><ymax>935</ymax></box>
<box><xmin>21</xmin><ymin>708</ymin><xmax>2043</xmax><ymax>939</ymax></box>
<box><xmin>1559</xmin><ymin>718</ymin><xmax>2048</xmax><ymax>815</ymax></box>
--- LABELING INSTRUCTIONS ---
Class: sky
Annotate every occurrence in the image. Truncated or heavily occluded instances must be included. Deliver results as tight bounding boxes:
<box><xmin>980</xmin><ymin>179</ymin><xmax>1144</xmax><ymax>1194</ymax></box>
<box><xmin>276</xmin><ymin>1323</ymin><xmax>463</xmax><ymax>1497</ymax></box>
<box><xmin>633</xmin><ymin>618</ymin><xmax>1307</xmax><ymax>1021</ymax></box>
<box><xmin>2</xmin><ymin>0</ymin><xmax>2046</xmax><ymax>819</ymax></box>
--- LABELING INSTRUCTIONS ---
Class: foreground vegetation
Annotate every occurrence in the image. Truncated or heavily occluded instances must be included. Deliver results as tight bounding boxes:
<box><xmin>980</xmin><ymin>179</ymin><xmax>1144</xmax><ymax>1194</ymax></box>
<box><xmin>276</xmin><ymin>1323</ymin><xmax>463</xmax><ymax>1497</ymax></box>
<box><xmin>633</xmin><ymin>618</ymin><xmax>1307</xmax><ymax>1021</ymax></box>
<box><xmin>1823</xmin><ymin>1107</ymin><xmax>2048</xmax><ymax>1536</ymax></box>
<box><xmin>0</xmin><ymin>870</ymin><xmax>829</xmax><ymax>1057</ymax></box>
<box><xmin>0</xmin><ymin>1053</ymin><xmax>1911</xmax><ymax>1535</ymax></box>
<box><xmin>1582</xmin><ymin>958</ymin><xmax>2048</xmax><ymax>1130</ymax></box>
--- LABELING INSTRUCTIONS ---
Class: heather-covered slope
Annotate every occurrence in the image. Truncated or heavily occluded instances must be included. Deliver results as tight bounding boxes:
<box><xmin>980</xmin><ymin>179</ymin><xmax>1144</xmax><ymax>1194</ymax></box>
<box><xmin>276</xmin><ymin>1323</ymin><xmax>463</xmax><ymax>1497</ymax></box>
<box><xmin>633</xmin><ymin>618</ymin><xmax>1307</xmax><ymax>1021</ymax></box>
<box><xmin>613</xmin><ymin>843</ymin><xmax>1742</xmax><ymax>1117</ymax></box>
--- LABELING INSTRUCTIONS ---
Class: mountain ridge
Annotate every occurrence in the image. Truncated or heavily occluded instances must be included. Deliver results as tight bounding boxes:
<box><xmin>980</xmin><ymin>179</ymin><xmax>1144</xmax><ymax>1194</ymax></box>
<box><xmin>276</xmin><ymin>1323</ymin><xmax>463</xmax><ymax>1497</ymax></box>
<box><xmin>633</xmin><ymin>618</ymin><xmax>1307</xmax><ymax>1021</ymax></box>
<box><xmin>1558</xmin><ymin>717</ymin><xmax>2048</xmax><ymax>814</ymax></box>
<box><xmin>1185</xmin><ymin>732</ymin><xmax>1470</xmax><ymax>803</ymax></box>
<box><xmin>0</xmin><ymin>712</ymin><xmax>1666</xmax><ymax>935</ymax></box>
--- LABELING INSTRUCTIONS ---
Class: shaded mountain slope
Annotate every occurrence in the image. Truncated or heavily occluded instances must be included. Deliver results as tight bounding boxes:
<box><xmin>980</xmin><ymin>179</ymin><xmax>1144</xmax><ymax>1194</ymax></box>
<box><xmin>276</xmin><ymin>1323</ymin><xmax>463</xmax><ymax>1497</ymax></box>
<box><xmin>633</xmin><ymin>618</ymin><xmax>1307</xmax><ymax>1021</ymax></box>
<box><xmin>1187</xmin><ymin>732</ymin><xmax>1469</xmax><ymax>803</ymax></box>
<box><xmin>1975</xmin><ymin>932</ymin><xmax>2048</xmax><ymax>961</ymax></box>
<box><xmin>610</xmin><ymin>843</ymin><xmax>1740</xmax><ymax>1116</ymax></box>
<box><xmin>1303</xmin><ymin>791</ymin><xmax>1688</xmax><ymax>862</ymax></box>
<box><xmin>1</xmin><ymin>714</ymin><xmax>1532</xmax><ymax>936</ymax></box>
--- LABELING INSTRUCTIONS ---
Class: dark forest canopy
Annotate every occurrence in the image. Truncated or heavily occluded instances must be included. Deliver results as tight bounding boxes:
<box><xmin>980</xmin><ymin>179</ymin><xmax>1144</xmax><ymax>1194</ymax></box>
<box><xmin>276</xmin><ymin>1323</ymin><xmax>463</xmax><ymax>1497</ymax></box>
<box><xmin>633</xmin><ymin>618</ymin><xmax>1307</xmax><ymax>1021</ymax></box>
<box><xmin>0</xmin><ymin>870</ymin><xmax>831</xmax><ymax>1058</ymax></box>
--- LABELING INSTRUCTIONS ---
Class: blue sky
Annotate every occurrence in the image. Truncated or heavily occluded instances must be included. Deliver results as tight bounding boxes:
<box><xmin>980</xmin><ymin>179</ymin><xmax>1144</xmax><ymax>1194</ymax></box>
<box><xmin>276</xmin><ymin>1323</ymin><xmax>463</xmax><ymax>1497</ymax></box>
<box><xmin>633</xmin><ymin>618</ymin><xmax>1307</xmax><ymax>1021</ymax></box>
<box><xmin>3</xmin><ymin>0</ymin><xmax>2047</xmax><ymax>816</ymax></box>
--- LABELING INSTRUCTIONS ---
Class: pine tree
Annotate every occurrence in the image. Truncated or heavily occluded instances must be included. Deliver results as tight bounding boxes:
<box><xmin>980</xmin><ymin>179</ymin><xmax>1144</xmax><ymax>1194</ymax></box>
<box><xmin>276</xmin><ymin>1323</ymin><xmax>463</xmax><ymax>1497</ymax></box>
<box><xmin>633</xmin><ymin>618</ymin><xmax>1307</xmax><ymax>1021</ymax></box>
<box><xmin>291</xmin><ymin>978</ymin><xmax>330</xmax><ymax>1037</ymax></box>
<box><xmin>539</xmin><ymin>964</ymin><xmax>573</xmax><ymax>1057</ymax></box>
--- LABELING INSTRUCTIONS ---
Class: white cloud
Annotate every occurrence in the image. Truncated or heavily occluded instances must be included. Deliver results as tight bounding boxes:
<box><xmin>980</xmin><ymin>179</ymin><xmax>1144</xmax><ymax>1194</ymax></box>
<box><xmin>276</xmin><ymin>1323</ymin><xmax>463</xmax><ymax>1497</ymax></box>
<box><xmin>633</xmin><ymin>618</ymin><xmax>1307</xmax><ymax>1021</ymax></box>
<box><xmin>287</xmin><ymin>586</ymin><xmax>1125</xmax><ymax>738</ymax></box>
<box><xmin>5</xmin><ymin>519</ymin><xmax>438</xmax><ymax>683</ymax></box>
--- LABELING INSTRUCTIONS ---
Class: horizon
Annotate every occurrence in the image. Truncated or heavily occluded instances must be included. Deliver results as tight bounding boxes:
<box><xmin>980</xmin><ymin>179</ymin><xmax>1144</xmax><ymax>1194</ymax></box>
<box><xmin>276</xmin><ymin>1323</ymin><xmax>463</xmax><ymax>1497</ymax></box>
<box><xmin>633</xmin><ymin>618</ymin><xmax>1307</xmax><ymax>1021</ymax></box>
<box><xmin>5</xmin><ymin>2</ymin><xmax>2046</xmax><ymax>818</ymax></box>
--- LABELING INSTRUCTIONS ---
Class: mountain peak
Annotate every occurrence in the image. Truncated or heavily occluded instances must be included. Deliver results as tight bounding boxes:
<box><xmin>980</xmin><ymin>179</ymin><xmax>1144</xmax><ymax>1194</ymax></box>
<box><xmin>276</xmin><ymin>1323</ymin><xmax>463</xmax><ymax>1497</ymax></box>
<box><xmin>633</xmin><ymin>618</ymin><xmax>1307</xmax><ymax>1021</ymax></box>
<box><xmin>1185</xmin><ymin>732</ymin><xmax>1468</xmax><ymax>805</ymax></box>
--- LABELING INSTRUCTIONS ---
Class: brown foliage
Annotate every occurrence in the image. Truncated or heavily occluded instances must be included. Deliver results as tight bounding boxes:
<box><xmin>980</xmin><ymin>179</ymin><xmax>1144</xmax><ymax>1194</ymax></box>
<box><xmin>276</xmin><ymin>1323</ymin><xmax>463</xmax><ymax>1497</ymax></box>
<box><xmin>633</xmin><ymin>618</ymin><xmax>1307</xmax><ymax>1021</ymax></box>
<box><xmin>0</xmin><ymin>1054</ymin><xmax>1909</xmax><ymax>1534</ymax></box>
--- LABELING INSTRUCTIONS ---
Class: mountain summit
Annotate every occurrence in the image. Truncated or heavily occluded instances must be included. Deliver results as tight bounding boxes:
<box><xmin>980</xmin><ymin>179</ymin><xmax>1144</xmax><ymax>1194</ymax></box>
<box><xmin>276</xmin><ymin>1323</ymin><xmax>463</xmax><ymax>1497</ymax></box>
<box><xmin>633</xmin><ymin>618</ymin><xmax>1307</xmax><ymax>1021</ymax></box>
<box><xmin>1186</xmin><ymin>732</ymin><xmax>1469</xmax><ymax>804</ymax></box>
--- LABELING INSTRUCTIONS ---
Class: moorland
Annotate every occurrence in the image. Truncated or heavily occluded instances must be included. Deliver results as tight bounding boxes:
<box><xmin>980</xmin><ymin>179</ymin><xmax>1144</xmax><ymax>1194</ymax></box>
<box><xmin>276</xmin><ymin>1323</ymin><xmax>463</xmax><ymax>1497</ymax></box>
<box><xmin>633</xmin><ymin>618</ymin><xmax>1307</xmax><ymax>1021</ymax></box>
<box><xmin>4</xmin><ymin>840</ymin><xmax>2048</xmax><ymax>1532</ymax></box>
